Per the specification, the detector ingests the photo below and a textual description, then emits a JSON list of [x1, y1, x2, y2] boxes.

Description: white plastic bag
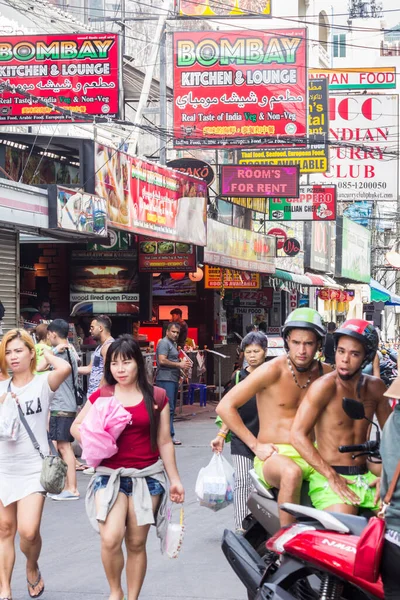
[[195, 454, 234, 512], [162, 504, 185, 559], [0, 392, 20, 441]]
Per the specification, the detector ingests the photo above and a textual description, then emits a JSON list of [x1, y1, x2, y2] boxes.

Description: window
[[333, 34, 346, 58]]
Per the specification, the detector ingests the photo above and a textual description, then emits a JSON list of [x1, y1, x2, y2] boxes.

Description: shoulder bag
[[66, 348, 85, 406], [11, 382, 68, 494], [353, 459, 400, 583]]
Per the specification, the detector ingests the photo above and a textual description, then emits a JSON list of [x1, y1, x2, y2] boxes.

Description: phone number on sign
[[337, 182, 387, 190]]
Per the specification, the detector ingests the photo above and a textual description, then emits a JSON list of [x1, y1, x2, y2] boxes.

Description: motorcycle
[[222, 398, 383, 600]]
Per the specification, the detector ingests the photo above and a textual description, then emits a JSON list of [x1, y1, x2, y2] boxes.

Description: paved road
[[10, 407, 246, 600]]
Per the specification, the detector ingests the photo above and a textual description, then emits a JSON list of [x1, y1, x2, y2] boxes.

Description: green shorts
[[309, 470, 380, 511], [254, 444, 315, 490]]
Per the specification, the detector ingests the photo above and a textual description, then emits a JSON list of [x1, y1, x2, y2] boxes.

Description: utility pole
[[159, 24, 167, 165]]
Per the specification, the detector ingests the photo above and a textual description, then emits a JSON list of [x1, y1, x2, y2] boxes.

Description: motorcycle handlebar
[[338, 440, 378, 453]]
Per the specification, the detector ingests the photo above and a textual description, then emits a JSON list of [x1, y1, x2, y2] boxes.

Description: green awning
[[370, 278, 400, 305]]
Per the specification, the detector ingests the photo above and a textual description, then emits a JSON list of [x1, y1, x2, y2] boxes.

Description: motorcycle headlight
[[266, 524, 316, 554]]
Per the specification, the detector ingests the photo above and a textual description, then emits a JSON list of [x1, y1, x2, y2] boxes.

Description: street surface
[[10, 405, 246, 600]]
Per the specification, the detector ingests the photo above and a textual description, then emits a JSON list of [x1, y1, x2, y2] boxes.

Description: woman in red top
[[71, 335, 184, 600]]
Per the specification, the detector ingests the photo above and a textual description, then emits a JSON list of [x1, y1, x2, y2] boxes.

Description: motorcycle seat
[[328, 512, 368, 536]]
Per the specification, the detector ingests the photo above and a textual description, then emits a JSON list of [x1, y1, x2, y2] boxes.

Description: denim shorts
[[93, 475, 165, 497]]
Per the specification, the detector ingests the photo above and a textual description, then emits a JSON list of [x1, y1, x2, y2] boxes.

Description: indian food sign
[[138, 237, 196, 272], [173, 29, 307, 148], [0, 33, 120, 124], [95, 144, 208, 245]]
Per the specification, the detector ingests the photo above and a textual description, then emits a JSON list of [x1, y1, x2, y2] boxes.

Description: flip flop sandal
[[27, 569, 45, 599]]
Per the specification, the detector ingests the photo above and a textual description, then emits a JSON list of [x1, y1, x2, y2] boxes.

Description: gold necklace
[[287, 358, 313, 390]]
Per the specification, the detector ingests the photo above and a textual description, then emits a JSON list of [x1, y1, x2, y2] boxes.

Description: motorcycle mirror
[[342, 397, 365, 420]]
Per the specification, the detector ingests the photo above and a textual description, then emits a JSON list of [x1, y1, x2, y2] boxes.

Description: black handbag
[[66, 348, 85, 406]]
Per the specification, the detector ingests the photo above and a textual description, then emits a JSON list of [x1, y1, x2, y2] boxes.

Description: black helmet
[[282, 308, 326, 351], [333, 319, 379, 368]]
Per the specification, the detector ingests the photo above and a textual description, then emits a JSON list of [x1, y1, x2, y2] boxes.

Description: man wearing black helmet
[[217, 308, 332, 526], [291, 319, 392, 514]]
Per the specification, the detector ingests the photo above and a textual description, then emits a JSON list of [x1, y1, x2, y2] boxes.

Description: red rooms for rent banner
[[173, 29, 307, 148]]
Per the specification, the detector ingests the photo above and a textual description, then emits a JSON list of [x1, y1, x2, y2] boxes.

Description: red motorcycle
[[222, 398, 383, 600]]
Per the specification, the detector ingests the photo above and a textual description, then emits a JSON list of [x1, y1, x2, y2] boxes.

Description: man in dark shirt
[[170, 308, 188, 348], [323, 321, 336, 365]]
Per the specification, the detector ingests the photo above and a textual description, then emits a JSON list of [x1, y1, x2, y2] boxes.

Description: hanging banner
[[238, 78, 329, 173], [322, 94, 399, 203], [173, 29, 307, 148], [177, 0, 272, 17], [204, 218, 275, 273], [309, 67, 396, 90], [138, 237, 196, 272], [269, 185, 336, 221], [48, 185, 108, 236], [0, 33, 120, 124], [204, 266, 261, 289], [220, 165, 299, 198], [95, 144, 208, 245]]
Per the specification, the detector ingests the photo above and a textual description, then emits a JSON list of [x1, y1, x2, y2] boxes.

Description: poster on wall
[[138, 237, 196, 272], [95, 144, 208, 244], [0, 33, 120, 124], [204, 266, 261, 289], [49, 185, 108, 236], [173, 29, 307, 148], [177, 0, 271, 17], [269, 185, 336, 221]]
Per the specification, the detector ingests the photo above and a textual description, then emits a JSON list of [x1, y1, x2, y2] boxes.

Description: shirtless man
[[291, 319, 392, 514], [217, 308, 332, 525]]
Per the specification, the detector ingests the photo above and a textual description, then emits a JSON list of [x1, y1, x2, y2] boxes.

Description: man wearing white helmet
[[217, 308, 332, 526]]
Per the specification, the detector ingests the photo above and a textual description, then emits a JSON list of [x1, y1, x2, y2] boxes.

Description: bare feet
[[27, 566, 44, 598]]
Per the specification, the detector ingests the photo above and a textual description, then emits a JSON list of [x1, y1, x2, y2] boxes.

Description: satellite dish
[[386, 241, 400, 269]]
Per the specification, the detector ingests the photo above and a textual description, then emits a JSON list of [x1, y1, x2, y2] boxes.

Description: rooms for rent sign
[[173, 29, 307, 148]]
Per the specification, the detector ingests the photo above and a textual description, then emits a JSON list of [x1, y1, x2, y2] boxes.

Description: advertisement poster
[[178, 0, 271, 17], [221, 165, 299, 198], [335, 216, 371, 283], [0, 33, 120, 124], [204, 218, 276, 273], [238, 78, 329, 174], [224, 288, 273, 308], [69, 249, 139, 313], [322, 94, 399, 203], [309, 67, 396, 90], [152, 275, 197, 296], [269, 185, 336, 221], [173, 29, 307, 148], [304, 221, 332, 273], [204, 266, 261, 289], [49, 186, 107, 236], [138, 237, 196, 272], [95, 144, 208, 244]]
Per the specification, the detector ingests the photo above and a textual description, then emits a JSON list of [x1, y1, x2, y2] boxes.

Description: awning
[[273, 270, 342, 288], [274, 269, 312, 286], [370, 278, 400, 305]]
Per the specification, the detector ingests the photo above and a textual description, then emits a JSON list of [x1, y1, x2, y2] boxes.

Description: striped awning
[[273, 270, 342, 288]]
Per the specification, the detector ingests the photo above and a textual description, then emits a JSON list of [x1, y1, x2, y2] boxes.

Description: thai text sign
[[269, 185, 336, 221], [335, 216, 371, 283], [95, 144, 208, 245], [138, 237, 196, 272], [0, 33, 120, 124], [309, 67, 396, 90], [221, 165, 299, 198], [204, 266, 261, 289], [204, 218, 275, 273], [238, 79, 329, 174], [323, 95, 398, 203], [178, 0, 271, 17], [173, 29, 307, 148]]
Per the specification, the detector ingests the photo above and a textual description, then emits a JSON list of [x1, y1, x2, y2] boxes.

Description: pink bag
[[80, 391, 131, 468]]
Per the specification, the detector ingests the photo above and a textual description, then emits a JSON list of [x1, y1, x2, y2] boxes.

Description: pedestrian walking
[[170, 308, 188, 348], [0, 328, 71, 600], [210, 331, 267, 532], [155, 323, 191, 446], [78, 315, 114, 395], [71, 335, 184, 600]]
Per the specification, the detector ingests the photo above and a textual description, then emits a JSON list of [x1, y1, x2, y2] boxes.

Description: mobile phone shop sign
[[173, 29, 307, 148], [0, 33, 120, 124], [220, 165, 299, 198]]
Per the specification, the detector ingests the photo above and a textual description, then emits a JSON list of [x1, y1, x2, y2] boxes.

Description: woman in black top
[[211, 332, 267, 532]]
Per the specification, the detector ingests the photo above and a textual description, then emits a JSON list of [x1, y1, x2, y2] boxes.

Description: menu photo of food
[[138, 236, 195, 273], [72, 265, 136, 293], [95, 144, 131, 229]]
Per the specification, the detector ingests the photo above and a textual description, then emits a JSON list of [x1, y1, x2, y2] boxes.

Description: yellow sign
[[178, 0, 271, 17], [238, 147, 328, 174], [204, 266, 261, 289]]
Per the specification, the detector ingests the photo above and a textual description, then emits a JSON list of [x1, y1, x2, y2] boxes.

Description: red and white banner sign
[[0, 33, 120, 123], [269, 185, 336, 221], [173, 29, 307, 148]]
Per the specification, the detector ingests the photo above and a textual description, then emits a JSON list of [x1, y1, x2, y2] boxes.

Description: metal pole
[[159, 24, 167, 165], [218, 356, 222, 403]]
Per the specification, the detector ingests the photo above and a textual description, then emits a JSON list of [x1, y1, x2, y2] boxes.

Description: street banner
[[204, 218, 275, 273], [138, 237, 196, 272], [173, 29, 307, 148], [177, 0, 271, 17], [309, 67, 396, 90], [220, 165, 299, 198], [204, 266, 261, 289], [322, 94, 399, 203], [269, 185, 336, 221], [0, 33, 120, 124], [95, 144, 208, 245], [238, 78, 329, 174], [48, 185, 108, 236]]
